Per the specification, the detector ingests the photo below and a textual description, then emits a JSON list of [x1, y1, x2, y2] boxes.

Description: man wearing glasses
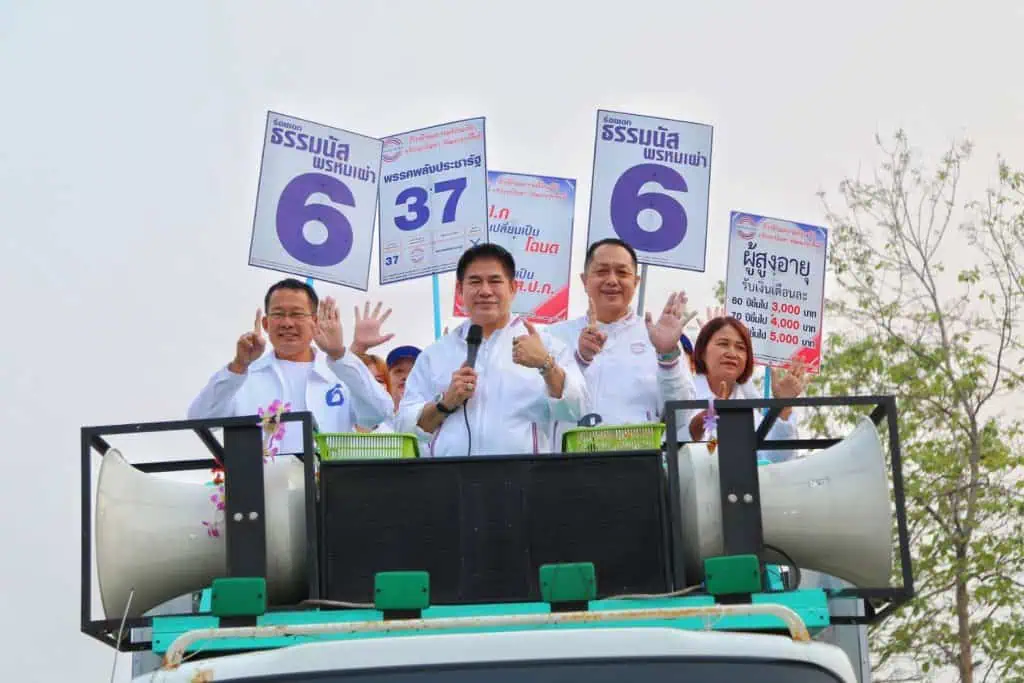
[[188, 278, 395, 455]]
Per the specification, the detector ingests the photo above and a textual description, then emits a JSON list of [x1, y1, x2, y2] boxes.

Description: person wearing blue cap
[[680, 333, 695, 372], [385, 345, 421, 410]]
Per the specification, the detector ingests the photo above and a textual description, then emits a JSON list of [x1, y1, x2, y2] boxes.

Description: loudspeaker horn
[[677, 415, 893, 588], [95, 449, 307, 619]]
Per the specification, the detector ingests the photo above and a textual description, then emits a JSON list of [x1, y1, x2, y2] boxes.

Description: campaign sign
[[377, 118, 488, 284], [249, 111, 382, 290], [724, 211, 828, 370], [587, 110, 713, 272], [453, 171, 576, 324]]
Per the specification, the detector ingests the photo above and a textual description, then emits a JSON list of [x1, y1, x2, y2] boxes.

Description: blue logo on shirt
[[326, 384, 345, 407]]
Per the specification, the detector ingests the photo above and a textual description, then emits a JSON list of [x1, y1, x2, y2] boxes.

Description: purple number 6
[[276, 173, 355, 267], [609, 163, 687, 252]]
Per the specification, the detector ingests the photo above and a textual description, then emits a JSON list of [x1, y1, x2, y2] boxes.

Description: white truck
[[141, 605, 858, 682]]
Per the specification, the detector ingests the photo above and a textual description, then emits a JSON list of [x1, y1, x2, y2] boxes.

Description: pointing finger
[[254, 308, 262, 334]]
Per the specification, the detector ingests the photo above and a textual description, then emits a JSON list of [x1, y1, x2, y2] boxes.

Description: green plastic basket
[[561, 422, 666, 453], [314, 432, 419, 461]]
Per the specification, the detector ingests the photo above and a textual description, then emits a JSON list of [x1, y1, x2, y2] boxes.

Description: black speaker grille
[[319, 452, 671, 606]]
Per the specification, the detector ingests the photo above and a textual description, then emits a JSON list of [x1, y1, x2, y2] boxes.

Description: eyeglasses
[[267, 311, 313, 321]]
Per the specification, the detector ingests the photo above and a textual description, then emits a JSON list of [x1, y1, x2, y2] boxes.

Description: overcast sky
[[1, 1, 1022, 680]]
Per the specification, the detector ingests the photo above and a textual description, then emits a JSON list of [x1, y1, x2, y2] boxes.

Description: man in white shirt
[[396, 244, 588, 457], [547, 238, 696, 451], [188, 279, 395, 456]]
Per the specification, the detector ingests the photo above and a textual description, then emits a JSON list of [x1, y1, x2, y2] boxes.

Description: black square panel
[[318, 452, 672, 605]]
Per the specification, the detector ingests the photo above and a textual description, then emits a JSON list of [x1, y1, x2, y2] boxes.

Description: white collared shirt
[[546, 312, 696, 452], [187, 348, 394, 456], [395, 318, 589, 457], [679, 373, 799, 463]]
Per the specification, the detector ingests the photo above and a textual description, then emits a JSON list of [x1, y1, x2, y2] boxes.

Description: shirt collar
[[251, 347, 334, 381]]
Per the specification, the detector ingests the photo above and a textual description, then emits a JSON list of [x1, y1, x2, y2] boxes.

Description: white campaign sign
[[377, 118, 488, 284], [587, 109, 713, 272], [249, 111, 382, 290], [724, 211, 828, 371]]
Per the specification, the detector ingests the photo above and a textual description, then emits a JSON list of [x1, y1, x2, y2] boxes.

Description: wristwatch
[[538, 354, 555, 376], [435, 393, 456, 415]]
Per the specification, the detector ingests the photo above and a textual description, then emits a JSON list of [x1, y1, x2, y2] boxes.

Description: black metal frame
[[80, 413, 318, 651], [663, 394, 914, 625]]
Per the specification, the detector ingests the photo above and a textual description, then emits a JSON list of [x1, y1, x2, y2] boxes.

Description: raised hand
[[443, 366, 478, 408], [771, 360, 809, 399], [351, 301, 395, 354], [230, 309, 267, 373], [313, 297, 345, 358], [578, 297, 607, 363], [512, 320, 550, 369], [694, 305, 728, 331], [645, 291, 693, 354]]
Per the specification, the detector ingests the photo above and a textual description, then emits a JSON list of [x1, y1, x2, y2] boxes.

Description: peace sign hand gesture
[[350, 301, 395, 354], [230, 309, 267, 373]]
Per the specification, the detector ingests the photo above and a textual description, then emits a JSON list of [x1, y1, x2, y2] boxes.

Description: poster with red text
[[453, 170, 576, 324], [724, 211, 828, 371]]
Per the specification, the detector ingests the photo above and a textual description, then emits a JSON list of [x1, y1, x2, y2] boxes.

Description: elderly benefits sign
[[724, 211, 828, 370], [586, 110, 713, 272], [454, 171, 576, 324], [377, 118, 488, 285], [249, 111, 382, 290]]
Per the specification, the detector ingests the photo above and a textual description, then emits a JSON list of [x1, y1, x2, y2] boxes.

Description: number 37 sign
[[249, 111, 382, 290], [587, 110, 713, 272]]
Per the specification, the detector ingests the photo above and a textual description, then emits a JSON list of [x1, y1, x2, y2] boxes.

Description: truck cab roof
[[143, 626, 857, 683]]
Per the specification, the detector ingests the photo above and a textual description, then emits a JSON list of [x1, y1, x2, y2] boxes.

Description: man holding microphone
[[396, 244, 588, 457]]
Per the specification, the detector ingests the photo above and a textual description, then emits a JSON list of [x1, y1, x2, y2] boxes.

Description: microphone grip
[[465, 345, 479, 370]]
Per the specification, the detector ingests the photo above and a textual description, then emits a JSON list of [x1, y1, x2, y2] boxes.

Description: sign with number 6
[[249, 111, 382, 290], [586, 109, 713, 272]]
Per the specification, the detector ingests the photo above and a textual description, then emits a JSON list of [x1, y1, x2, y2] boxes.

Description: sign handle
[[432, 273, 442, 340], [635, 263, 649, 316]]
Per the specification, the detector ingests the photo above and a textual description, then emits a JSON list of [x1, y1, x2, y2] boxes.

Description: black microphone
[[465, 324, 483, 369]]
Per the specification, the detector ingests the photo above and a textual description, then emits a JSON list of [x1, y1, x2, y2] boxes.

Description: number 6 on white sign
[[610, 163, 688, 253], [276, 172, 355, 267], [394, 177, 467, 230]]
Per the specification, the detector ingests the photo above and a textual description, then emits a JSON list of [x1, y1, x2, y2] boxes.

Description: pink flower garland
[[202, 401, 291, 537], [703, 397, 719, 454]]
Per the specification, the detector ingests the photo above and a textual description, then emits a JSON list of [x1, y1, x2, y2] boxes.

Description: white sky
[[1, 1, 1022, 680]]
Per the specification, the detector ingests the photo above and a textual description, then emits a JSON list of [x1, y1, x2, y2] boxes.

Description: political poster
[[249, 111, 382, 290], [377, 118, 488, 284], [453, 171, 576, 324], [724, 211, 829, 370], [586, 109, 713, 272]]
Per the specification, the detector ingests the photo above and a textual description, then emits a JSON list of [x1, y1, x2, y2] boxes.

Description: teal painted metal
[[151, 589, 830, 654]]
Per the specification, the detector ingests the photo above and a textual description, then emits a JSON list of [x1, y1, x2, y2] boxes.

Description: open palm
[[645, 291, 694, 354], [352, 301, 395, 353]]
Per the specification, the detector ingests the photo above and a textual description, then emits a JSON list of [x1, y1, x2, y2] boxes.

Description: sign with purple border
[[377, 118, 488, 285], [586, 109, 713, 272], [249, 111, 382, 290]]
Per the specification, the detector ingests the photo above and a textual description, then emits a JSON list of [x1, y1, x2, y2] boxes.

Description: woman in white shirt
[[684, 316, 808, 463]]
